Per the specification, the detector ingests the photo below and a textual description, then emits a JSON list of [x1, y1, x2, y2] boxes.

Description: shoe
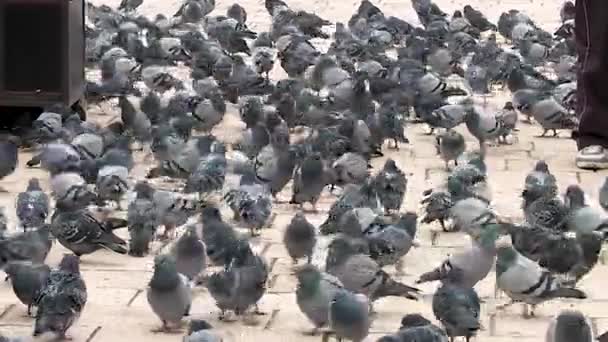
[[576, 145, 608, 169]]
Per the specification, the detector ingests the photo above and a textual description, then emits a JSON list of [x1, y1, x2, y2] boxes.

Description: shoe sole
[[576, 159, 608, 170]]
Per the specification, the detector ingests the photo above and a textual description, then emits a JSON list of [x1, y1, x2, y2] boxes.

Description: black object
[[0, 0, 85, 112]]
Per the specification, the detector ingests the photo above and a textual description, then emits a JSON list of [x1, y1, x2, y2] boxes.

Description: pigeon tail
[[546, 287, 587, 300], [375, 270, 420, 300], [100, 242, 129, 255], [416, 267, 442, 284]]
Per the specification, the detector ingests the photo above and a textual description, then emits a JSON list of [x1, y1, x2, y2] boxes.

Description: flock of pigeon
[[0, 0, 605, 341]]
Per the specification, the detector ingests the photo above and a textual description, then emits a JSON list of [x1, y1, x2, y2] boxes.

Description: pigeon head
[[176, 225, 204, 256], [453, 10, 462, 18], [59, 254, 81, 274], [150, 254, 180, 290], [294, 264, 322, 287], [463, 5, 473, 13], [27, 178, 43, 191], [188, 319, 213, 334], [400, 313, 431, 329], [495, 240, 517, 275], [565, 184, 586, 210], [503, 101, 514, 110], [477, 223, 501, 248], [397, 212, 418, 237], [134, 181, 155, 199], [383, 158, 398, 171], [201, 204, 222, 222]]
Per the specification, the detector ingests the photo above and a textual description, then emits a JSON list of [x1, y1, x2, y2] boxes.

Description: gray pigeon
[[96, 165, 129, 210], [417, 224, 499, 287], [290, 152, 327, 212], [383, 313, 448, 342], [51, 206, 128, 256], [331, 152, 370, 187], [546, 310, 594, 342], [372, 159, 407, 214], [191, 91, 226, 133], [4, 261, 50, 316], [326, 236, 420, 302], [16, 178, 50, 230], [0, 134, 19, 192], [153, 190, 201, 240], [203, 240, 269, 319], [27, 143, 81, 176], [118, 0, 143, 12], [363, 212, 418, 271], [147, 254, 193, 332], [328, 290, 370, 342], [599, 177, 608, 211], [33, 255, 87, 339], [254, 143, 297, 198], [496, 239, 587, 317], [71, 133, 104, 161], [435, 130, 466, 170], [0, 226, 53, 267], [295, 264, 344, 334], [564, 185, 608, 234], [50, 172, 97, 211], [320, 181, 383, 235], [432, 280, 480, 342], [531, 97, 578, 137], [200, 205, 240, 268], [170, 225, 206, 282], [127, 181, 158, 257], [224, 179, 273, 236], [184, 319, 222, 342], [184, 143, 227, 195], [464, 105, 505, 151], [283, 212, 316, 264], [496, 101, 518, 143]]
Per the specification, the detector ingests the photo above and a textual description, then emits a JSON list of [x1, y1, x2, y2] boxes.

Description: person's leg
[[575, 0, 608, 168]]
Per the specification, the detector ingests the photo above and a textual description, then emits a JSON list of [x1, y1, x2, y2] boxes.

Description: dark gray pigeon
[[127, 181, 158, 257], [372, 159, 407, 214], [363, 212, 418, 272], [184, 142, 227, 196], [326, 236, 420, 302], [200, 205, 240, 268], [328, 290, 370, 342], [0, 134, 19, 192], [283, 212, 316, 264], [546, 310, 594, 342], [96, 165, 129, 210], [254, 143, 297, 198], [432, 279, 480, 342], [184, 319, 222, 342], [4, 261, 50, 316], [224, 178, 273, 236], [290, 152, 327, 212], [51, 206, 128, 256], [170, 225, 206, 282], [202, 240, 268, 319], [33, 255, 87, 339], [435, 130, 465, 170], [50, 172, 97, 212], [16, 178, 50, 230], [147, 254, 193, 332], [331, 152, 370, 187], [0, 226, 53, 268], [118, 0, 143, 12], [295, 264, 344, 334]]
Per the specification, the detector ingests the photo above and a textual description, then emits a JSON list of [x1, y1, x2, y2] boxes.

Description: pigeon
[[372, 159, 407, 214], [153, 190, 201, 240], [184, 142, 227, 195], [560, 1, 576, 23], [0, 134, 19, 192], [546, 310, 594, 342], [496, 101, 518, 144], [495, 238, 587, 317], [27, 143, 81, 176], [325, 236, 420, 302], [328, 290, 370, 342], [16, 178, 50, 230], [184, 319, 222, 342], [254, 143, 298, 198], [432, 279, 481, 342], [127, 181, 158, 257], [363, 212, 418, 272], [51, 206, 128, 256], [283, 212, 317, 264], [387, 313, 448, 342], [435, 130, 466, 169], [0, 226, 53, 267], [202, 240, 269, 319], [33, 255, 87, 339], [50, 172, 97, 211], [564, 185, 608, 234], [170, 225, 206, 282], [417, 223, 499, 287], [190, 91, 227, 133], [295, 264, 344, 334], [147, 254, 193, 332], [118, 0, 143, 12], [290, 152, 327, 212], [330, 152, 370, 187], [223, 178, 273, 236], [200, 205, 241, 268], [522, 160, 558, 207], [4, 261, 51, 316], [96, 165, 129, 210], [531, 97, 578, 137]]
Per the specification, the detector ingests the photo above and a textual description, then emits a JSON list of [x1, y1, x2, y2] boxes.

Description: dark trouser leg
[[575, 0, 608, 149]]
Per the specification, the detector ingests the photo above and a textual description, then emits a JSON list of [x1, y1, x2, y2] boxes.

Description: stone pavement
[[2, 0, 607, 341]]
